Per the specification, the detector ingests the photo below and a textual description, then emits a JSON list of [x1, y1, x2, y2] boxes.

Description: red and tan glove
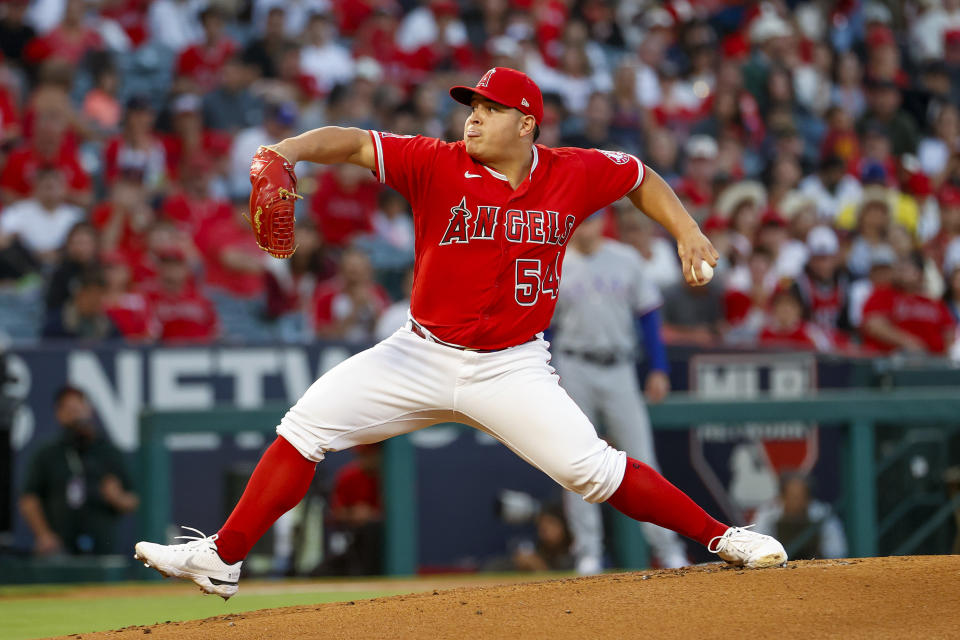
[[247, 146, 302, 259]]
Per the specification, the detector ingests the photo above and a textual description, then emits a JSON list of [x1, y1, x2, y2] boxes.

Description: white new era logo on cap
[[521, 98, 530, 107]]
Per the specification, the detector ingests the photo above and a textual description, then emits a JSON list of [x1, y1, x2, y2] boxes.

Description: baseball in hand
[[693, 260, 714, 283]]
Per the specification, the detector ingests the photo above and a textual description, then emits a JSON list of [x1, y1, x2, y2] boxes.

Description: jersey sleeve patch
[[598, 149, 631, 165], [597, 149, 645, 193]]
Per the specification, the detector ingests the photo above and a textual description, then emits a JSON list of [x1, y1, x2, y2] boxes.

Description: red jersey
[[0, 143, 91, 198], [176, 39, 238, 91], [194, 215, 265, 298], [368, 132, 645, 349], [105, 292, 155, 340], [161, 190, 233, 237], [161, 131, 231, 180], [309, 171, 380, 247], [24, 27, 103, 65], [143, 284, 219, 343], [90, 202, 153, 281], [861, 286, 956, 354]]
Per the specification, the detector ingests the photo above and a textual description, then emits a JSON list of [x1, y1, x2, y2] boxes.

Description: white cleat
[[708, 525, 788, 569], [134, 527, 242, 600]]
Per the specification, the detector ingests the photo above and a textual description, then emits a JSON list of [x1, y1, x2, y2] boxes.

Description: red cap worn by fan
[[450, 67, 544, 125]]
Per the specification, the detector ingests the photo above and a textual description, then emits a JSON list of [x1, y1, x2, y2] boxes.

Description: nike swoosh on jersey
[[464, 171, 482, 179]]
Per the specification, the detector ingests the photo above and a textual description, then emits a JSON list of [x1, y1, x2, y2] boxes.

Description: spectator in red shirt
[[142, 247, 219, 343], [23, 0, 103, 66], [90, 169, 156, 274], [161, 93, 231, 184], [394, 0, 472, 82], [0, 104, 91, 206], [351, 5, 402, 70], [819, 106, 861, 172], [310, 163, 380, 247], [759, 281, 832, 352], [193, 200, 268, 299], [861, 252, 956, 354], [323, 443, 382, 576], [160, 155, 233, 239], [313, 248, 390, 341], [123, 219, 196, 285], [102, 250, 156, 341], [102, 95, 168, 197], [175, 6, 238, 93], [865, 26, 906, 86]]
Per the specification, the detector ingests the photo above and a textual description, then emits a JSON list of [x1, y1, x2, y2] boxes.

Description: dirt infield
[[51, 556, 960, 640]]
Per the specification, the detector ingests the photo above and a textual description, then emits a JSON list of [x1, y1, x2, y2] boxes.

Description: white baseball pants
[[277, 324, 627, 504]]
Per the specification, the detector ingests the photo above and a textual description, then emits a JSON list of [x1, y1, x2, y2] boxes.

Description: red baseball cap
[[450, 67, 544, 125]]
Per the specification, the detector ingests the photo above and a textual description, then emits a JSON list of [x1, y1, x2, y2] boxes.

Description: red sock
[[607, 457, 728, 547], [216, 436, 316, 564]]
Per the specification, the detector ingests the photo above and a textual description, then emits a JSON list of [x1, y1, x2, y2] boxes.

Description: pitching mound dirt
[[52, 556, 960, 639]]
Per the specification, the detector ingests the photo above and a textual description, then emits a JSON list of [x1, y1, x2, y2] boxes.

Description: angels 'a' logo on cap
[[521, 98, 530, 107], [477, 68, 496, 88]]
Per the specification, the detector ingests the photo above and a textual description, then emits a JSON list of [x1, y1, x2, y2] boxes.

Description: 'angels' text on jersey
[[368, 130, 645, 349], [438, 198, 576, 247]]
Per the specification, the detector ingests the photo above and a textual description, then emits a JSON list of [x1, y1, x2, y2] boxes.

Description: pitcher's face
[[463, 97, 533, 162]]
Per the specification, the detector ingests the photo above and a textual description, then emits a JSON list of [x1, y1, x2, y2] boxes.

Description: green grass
[[0, 586, 404, 640]]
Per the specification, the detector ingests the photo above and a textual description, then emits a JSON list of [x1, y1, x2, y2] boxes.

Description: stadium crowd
[[0, 0, 959, 358]]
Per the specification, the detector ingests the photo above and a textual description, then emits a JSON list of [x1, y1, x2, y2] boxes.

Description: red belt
[[409, 321, 535, 352]]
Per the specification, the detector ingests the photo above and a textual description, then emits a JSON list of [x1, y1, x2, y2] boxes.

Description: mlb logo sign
[[688, 353, 819, 523]]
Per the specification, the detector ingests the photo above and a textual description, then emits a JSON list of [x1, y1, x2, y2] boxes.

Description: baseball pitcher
[[134, 68, 786, 599]]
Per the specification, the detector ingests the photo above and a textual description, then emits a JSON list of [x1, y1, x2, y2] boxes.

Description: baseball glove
[[247, 145, 302, 259]]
